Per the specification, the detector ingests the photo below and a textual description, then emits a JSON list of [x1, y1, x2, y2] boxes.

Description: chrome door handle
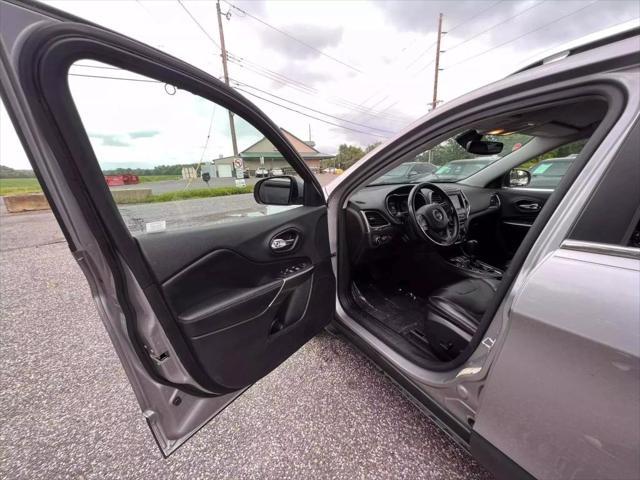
[[271, 238, 296, 250], [519, 202, 540, 211]]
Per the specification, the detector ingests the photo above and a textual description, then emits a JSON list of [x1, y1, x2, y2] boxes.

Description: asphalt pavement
[[0, 204, 493, 479]]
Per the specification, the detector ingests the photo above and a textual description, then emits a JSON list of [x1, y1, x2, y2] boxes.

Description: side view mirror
[[253, 175, 303, 206], [507, 168, 531, 187]]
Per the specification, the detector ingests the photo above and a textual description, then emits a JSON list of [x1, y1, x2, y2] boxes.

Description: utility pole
[[427, 13, 444, 164], [431, 13, 444, 111], [216, 0, 239, 158]]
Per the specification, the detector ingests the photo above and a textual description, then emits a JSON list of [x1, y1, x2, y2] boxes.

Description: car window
[[368, 133, 531, 185], [514, 140, 586, 190], [568, 122, 640, 250], [67, 61, 307, 234]]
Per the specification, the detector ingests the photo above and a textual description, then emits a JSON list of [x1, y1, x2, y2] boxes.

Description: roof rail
[[511, 19, 640, 75]]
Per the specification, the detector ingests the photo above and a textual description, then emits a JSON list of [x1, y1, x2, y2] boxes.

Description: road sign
[[233, 158, 243, 169]]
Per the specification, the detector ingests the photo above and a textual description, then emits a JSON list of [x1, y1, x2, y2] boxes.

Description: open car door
[[0, 0, 335, 455]]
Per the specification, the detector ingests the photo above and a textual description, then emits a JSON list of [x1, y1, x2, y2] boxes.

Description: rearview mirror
[[507, 168, 531, 187], [254, 176, 303, 205], [466, 140, 504, 155]]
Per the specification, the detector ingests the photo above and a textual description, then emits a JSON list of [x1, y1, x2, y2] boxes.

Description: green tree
[[334, 144, 365, 170], [365, 142, 381, 153]]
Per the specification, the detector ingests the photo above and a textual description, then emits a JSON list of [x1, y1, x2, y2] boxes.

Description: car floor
[[348, 248, 468, 363], [351, 274, 442, 362]]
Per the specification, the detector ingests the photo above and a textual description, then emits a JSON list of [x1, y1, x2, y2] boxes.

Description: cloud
[[375, 0, 491, 34], [89, 133, 130, 147], [376, 0, 639, 50], [259, 24, 343, 60], [278, 61, 333, 86], [129, 129, 160, 139]]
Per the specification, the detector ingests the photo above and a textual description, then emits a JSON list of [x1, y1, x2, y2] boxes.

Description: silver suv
[[1, 2, 638, 479]]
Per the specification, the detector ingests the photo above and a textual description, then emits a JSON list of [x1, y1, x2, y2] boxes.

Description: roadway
[[0, 196, 493, 479]]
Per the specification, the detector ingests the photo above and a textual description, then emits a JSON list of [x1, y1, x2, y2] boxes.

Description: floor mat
[[352, 281, 428, 335]]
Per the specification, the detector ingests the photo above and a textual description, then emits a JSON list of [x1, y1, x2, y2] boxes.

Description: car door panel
[[138, 206, 335, 390], [0, 0, 334, 455], [498, 188, 552, 255], [474, 246, 640, 480]]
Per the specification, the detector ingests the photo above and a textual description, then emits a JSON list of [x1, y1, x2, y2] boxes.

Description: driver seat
[[423, 278, 499, 360]]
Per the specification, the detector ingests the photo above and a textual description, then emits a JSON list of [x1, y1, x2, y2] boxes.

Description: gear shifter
[[449, 239, 503, 277], [463, 239, 479, 262]]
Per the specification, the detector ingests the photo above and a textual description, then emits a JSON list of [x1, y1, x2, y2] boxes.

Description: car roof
[[512, 20, 639, 75]]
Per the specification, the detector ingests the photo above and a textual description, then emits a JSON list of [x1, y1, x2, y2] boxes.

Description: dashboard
[[346, 182, 502, 260], [386, 189, 468, 219]]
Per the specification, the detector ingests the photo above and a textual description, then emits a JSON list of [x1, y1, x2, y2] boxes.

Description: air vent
[[363, 211, 389, 228], [489, 193, 501, 208]]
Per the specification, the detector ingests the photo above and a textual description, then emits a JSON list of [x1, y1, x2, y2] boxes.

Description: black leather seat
[[424, 278, 499, 359]]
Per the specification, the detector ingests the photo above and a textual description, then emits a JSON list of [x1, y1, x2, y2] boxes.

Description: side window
[[67, 62, 315, 234], [569, 121, 639, 249], [510, 140, 587, 190]]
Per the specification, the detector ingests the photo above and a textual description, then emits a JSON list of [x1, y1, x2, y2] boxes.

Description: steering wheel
[[407, 182, 459, 247]]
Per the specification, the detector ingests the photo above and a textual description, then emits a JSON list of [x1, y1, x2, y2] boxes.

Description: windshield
[[368, 133, 532, 185]]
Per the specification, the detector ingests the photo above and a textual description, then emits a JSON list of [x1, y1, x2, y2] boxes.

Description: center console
[[446, 240, 504, 278], [448, 255, 503, 278]]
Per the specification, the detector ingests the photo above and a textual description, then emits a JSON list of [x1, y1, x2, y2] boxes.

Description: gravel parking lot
[[0, 204, 493, 479]]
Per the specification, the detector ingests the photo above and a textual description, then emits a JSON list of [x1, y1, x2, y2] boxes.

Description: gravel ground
[[0, 208, 493, 479]]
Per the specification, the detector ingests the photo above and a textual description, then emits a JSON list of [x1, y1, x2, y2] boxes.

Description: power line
[[231, 79, 394, 134], [444, 0, 600, 70], [446, 0, 505, 34], [72, 55, 409, 125], [353, 0, 503, 109], [69, 72, 162, 83], [176, 0, 221, 50], [166, 0, 407, 123], [445, 0, 547, 53], [74, 63, 122, 71], [235, 87, 388, 139], [67, 71, 388, 138], [223, 1, 363, 74], [514, 16, 640, 70], [227, 53, 410, 122]]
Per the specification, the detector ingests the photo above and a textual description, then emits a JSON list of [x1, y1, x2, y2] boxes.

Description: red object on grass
[[104, 174, 139, 186]]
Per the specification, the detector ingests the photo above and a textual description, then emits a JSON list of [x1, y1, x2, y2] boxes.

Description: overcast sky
[[1, 0, 639, 169]]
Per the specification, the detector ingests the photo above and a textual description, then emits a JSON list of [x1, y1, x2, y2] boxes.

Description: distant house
[[215, 128, 333, 176]]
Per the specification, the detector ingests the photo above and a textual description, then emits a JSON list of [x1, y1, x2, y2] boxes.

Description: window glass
[[369, 133, 532, 185], [514, 140, 587, 189], [67, 61, 307, 234]]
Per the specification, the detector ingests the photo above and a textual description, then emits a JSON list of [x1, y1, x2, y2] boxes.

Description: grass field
[[1, 177, 252, 204], [138, 175, 181, 183], [116, 185, 254, 204], [0, 178, 42, 196], [0, 175, 181, 196]]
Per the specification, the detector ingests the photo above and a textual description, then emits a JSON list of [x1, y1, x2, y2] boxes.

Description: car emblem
[[433, 210, 443, 221]]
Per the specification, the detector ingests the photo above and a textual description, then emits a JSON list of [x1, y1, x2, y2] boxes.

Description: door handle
[[518, 202, 541, 211], [270, 229, 300, 253], [271, 237, 296, 250]]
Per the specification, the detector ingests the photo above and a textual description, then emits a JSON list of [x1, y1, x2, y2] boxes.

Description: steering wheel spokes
[[408, 183, 460, 247]]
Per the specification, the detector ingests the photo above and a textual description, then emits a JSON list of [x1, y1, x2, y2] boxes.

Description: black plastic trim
[[569, 120, 640, 245]]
